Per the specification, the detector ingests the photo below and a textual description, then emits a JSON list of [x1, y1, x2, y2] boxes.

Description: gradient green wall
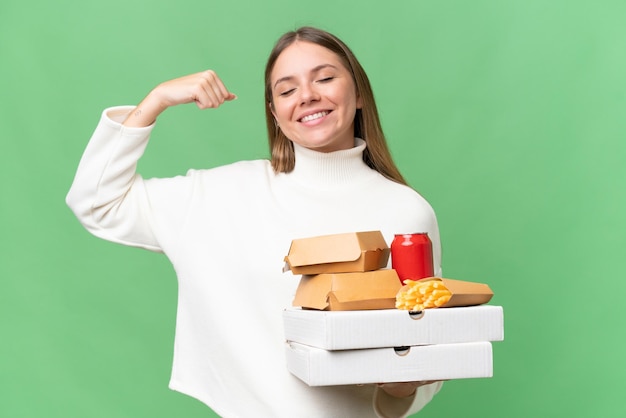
[[2, 0, 625, 416]]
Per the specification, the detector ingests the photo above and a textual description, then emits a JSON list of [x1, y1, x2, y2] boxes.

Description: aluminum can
[[391, 233, 434, 284]]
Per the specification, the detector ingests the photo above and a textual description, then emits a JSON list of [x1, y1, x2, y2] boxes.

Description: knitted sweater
[[66, 106, 444, 418]]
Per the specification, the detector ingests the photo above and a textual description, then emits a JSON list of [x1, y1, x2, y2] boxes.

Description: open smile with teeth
[[299, 111, 329, 123]]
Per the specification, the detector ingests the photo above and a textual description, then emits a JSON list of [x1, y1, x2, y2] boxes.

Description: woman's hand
[[123, 70, 237, 127], [377, 381, 440, 398]]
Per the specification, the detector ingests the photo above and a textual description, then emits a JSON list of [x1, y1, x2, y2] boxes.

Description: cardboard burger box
[[285, 230, 399, 311], [292, 269, 402, 311], [283, 231, 390, 275]]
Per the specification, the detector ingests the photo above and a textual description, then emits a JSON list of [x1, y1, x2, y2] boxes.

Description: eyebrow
[[273, 64, 339, 90]]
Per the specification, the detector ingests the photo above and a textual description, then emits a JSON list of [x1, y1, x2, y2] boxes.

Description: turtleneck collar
[[289, 138, 377, 188]]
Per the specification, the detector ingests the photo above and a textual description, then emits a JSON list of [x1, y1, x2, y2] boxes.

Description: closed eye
[[279, 88, 296, 97], [318, 76, 334, 83]]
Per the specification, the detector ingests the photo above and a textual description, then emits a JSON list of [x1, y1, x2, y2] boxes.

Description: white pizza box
[[286, 341, 493, 386], [283, 305, 503, 350]]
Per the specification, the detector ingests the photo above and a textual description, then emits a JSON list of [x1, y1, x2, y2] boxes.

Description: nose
[[299, 82, 320, 105]]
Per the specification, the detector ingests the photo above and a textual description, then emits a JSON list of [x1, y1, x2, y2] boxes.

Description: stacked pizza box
[[282, 231, 504, 386]]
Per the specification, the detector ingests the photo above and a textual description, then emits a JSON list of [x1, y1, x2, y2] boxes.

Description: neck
[[289, 138, 374, 187]]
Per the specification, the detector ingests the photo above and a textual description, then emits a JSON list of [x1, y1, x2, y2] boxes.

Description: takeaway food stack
[[282, 230, 504, 386]]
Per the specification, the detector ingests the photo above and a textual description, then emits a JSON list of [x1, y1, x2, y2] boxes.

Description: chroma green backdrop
[[1, 0, 625, 417]]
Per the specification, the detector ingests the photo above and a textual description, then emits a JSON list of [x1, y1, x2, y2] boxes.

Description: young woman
[[67, 26, 443, 417]]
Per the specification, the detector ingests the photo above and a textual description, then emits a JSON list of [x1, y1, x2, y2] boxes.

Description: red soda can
[[391, 233, 434, 284]]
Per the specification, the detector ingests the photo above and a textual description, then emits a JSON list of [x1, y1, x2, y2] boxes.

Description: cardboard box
[[283, 305, 504, 350], [437, 278, 494, 307], [285, 341, 493, 386], [283, 231, 390, 275], [398, 278, 494, 308], [292, 269, 401, 311]]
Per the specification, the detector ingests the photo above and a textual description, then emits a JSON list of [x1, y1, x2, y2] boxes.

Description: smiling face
[[269, 41, 362, 153]]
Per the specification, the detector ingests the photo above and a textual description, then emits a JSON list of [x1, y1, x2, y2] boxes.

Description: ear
[[269, 101, 277, 118], [268, 101, 280, 127], [356, 93, 363, 110]]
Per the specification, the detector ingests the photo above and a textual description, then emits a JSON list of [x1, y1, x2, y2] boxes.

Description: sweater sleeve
[[66, 106, 183, 252], [373, 381, 443, 418]]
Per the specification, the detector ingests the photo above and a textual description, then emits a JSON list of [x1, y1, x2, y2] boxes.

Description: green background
[[1, 0, 624, 416]]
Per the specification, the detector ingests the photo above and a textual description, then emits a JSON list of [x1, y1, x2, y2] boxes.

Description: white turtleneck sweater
[[66, 106, 444, 418]]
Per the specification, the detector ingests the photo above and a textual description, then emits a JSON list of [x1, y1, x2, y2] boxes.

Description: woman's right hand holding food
[[123, 70, 237, 127]]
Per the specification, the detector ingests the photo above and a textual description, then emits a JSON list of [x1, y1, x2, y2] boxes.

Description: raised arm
[[66, 70, 236, 251], [123, 70, 237, 127]]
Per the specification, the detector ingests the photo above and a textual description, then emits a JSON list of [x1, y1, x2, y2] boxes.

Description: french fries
[[396, 279, 452, 311]]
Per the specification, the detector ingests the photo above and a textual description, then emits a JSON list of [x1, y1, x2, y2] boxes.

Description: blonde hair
[[264, 27, 407, 186]]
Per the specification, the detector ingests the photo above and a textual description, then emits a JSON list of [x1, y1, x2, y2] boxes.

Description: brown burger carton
[[283, 231, 390, 275], [292, 269, 401, 311]]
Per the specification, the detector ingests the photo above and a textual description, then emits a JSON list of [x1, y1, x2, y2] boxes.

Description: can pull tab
[[408, 310, 425, 320]]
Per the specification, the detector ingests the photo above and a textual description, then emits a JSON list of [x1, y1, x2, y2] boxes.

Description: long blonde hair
[[264, 27, 407, 186]]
